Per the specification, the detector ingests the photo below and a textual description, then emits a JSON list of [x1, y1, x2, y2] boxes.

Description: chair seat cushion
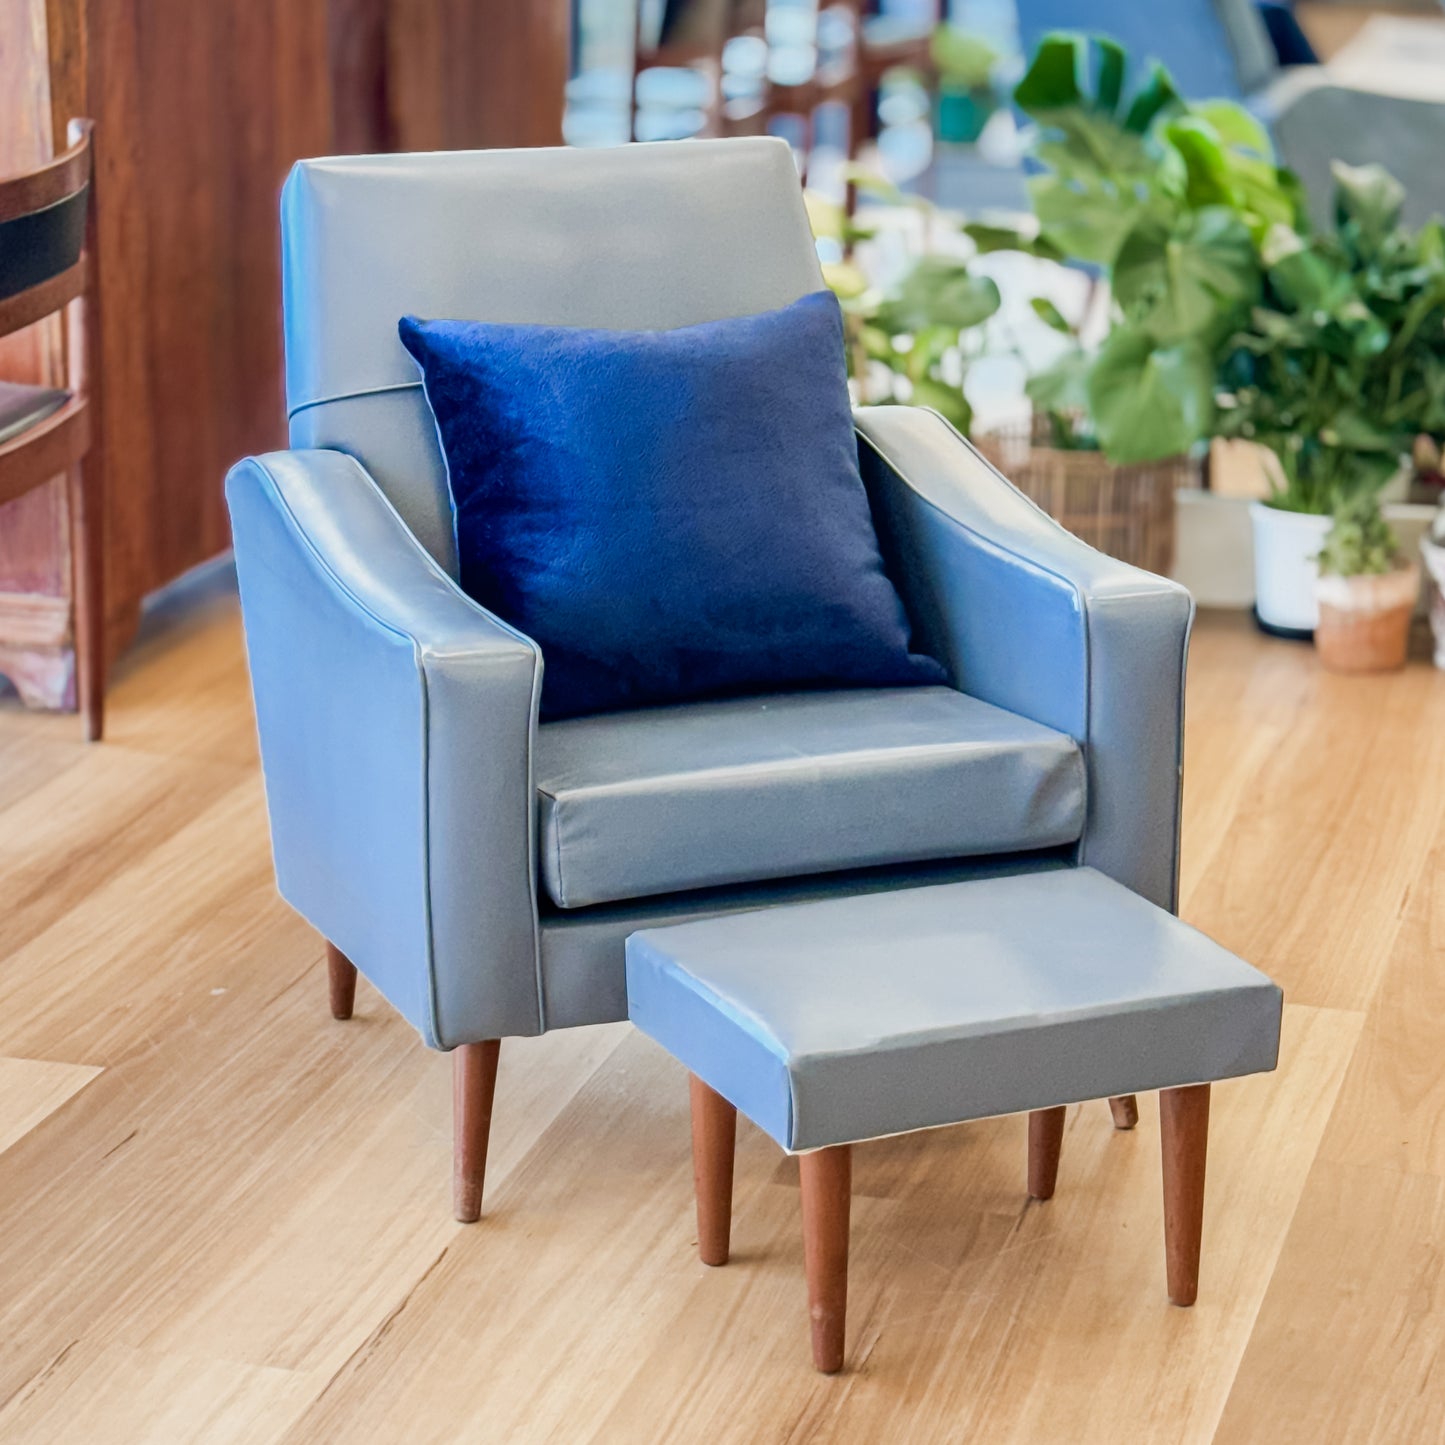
[[0, 382, 69, 446], [534, 686, 1086, 909], [398, 292, 945, 721]]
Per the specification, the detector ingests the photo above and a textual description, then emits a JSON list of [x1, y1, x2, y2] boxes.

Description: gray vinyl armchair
[[227, 138, 1193, 1219]]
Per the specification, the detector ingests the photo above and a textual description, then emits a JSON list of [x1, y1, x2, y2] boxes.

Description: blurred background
[[4, 0, 1445, 707]]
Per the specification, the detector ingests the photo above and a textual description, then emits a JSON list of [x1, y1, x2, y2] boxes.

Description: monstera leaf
[[1027, 172, 1144, 267], [1026, 348, 1091, 416], [1113, 207, 1258, 344], [1087, 328, 1215, 463], [1159, 114, 1302, 238], [910, 376, 973, 433], [963, 221, 1066, 263], [1014, 33, 1181, 136], [876, 258, 1001, 334]]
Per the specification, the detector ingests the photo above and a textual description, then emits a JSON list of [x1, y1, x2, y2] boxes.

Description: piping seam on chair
[[286, 379, 423, 423], [536, 786, 570, 912]]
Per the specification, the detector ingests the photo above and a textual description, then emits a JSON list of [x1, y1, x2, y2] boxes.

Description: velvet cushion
[[399, 292, 945, 720]]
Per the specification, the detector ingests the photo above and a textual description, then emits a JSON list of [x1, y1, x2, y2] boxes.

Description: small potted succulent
[[1314, 494, 1419, 673]]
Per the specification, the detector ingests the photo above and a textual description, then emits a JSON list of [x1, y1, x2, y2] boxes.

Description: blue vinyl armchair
[[227, 138, 1193, 1219]]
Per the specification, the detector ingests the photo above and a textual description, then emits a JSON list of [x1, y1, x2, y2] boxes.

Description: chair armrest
[[1253, 69, 1445, 229], [855, 407, 1194, 912], [226, 448, 543, 1047]]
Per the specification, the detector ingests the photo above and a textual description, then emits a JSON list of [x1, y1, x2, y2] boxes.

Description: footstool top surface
[[625, 868, 1281, 1151]]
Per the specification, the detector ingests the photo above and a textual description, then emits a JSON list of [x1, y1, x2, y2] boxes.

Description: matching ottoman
[[626, 867, 1282, 1373]]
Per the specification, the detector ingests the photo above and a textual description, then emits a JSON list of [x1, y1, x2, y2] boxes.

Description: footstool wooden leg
[[1108, 1094, 1139, 1130], [1160, 1083, 1210, 1306], [689, 1076, 737, 1266], [799, 1145, 851, 1374], [326, 942, 357, 1021], [1027, 1106, 1066, 1200]]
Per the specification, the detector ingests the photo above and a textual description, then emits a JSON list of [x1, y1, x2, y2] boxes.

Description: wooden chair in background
[[0, 119, 102, 740]]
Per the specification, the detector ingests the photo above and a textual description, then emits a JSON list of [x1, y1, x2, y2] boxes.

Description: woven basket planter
[[976, 416, 1197, 577]]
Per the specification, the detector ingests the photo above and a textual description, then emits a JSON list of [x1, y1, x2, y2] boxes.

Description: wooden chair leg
[[66, 459, 104, 742], [799, 1145, 851, 1374], [326, 943, 358, 1020], [1109, 1095, 1139, 1130], [453, 1040, 501, 1223], [1027, 1106, 1067, 1200], [689, 1076, 737, 1266], [1160, 1083, 1210, 1306]]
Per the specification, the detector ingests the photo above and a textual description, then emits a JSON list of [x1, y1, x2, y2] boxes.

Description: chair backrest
[[0, 121, 91, 342], [282, 137, 824, 571], [1013, 0, 1278, 103]]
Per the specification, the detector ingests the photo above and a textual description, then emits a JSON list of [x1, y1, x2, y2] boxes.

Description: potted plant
[[1215, 162, 1445, 632], [1314, 494, 1419, 672], [965, 33, 1300, 464], [808, 184, 1001, 434], [931, 27, 1001, 146], [956, 35, 1295, 570]]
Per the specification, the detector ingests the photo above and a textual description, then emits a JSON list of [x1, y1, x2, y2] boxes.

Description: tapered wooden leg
[[66, 459, 105, 742], [799, 1145, 851, 1374], [453, 1040, 501, 1223], [1109, 1094, 1140, 1130], [1160, 1083, 1210, 1306], [689, 1076, 737, 1266], [1027, 1106, 1067, 1200], [326, 943, 357, 1021]]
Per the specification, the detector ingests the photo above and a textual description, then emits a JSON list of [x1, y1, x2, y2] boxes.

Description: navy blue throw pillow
[[399, 292, 945, 720]]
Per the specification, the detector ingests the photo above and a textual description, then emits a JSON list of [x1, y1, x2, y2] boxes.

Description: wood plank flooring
[[0, 568, 1441, 1443]]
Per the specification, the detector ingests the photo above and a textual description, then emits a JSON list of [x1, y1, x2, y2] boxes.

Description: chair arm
[[854, 407, 1194, 912], [1253, 69, 1445, 230], [226, 448, 543, 1047]]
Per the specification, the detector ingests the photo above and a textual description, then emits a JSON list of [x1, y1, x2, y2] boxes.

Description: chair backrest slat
[[0, 257, 85, 342], [0, 125, 92, 311], [0, 125, 91, 224]]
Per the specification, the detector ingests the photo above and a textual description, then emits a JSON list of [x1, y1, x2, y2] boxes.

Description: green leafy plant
[[1215, 162, 1445, 513], [968, 33, 1303, 463], [809, 184, 1001, 433], [1317, 493, 1402, 577]]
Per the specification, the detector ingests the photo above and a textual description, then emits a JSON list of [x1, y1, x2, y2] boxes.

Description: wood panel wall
[[0, 0, 569, 710]]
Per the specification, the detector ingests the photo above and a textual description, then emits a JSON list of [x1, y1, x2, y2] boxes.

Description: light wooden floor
[[0, 571, 1442, 1444]]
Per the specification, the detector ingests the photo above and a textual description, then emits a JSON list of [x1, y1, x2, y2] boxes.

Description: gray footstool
[[626, 868, 1282, 1373]]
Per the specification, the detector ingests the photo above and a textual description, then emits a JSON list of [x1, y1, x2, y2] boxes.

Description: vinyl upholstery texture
[[535, 687, 1085, 908], [627, 868, 1283, 1151], [228, 138, 1195, 1050]]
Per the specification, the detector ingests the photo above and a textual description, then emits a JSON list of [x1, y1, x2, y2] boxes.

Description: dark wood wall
[[0, 0, 569, 709]]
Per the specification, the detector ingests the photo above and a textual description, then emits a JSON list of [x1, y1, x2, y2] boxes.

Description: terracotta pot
[[1314, 563, 1419, 673]]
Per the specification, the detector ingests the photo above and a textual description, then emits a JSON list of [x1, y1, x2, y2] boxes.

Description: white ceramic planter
[[1421, 536, 1445, 668], [1250, 502, 1332, 632]]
